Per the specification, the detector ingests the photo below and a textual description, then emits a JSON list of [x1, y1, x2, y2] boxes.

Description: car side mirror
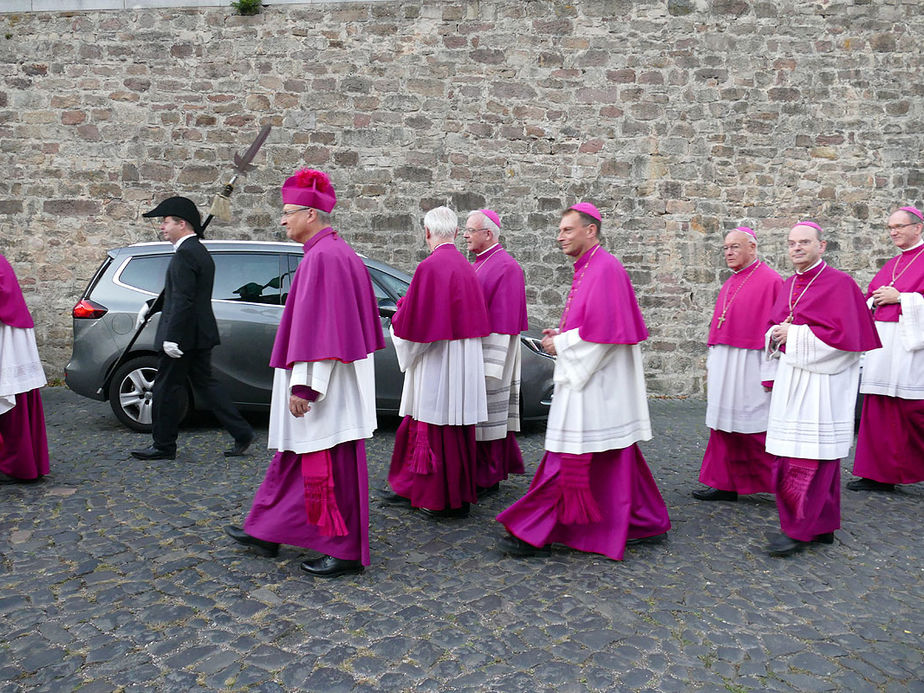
[[378, 299, 397, 319]]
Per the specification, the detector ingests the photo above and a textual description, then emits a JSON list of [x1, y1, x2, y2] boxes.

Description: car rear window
[[117, 255, 171, 293]]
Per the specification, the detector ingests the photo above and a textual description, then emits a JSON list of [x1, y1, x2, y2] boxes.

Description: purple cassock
[[853, 244, 924, 485], [698, 261, 782, 495], [0, 254, 49, 481], [388, 243, 491, 510], [497, 244, 671, 560], [243, 229, 384, 565], [767, 262, 881, 541], [472, 244, 529, 489]]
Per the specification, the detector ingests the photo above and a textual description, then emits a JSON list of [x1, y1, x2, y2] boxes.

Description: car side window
[[117, 255, 171, 293], [212, 252, 283, 305], [367, 266, 409, 300]]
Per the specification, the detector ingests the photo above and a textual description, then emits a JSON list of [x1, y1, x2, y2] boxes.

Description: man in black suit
[[131, 196, 254, 461]]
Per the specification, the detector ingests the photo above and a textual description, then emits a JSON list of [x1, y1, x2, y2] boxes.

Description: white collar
[[901, 239, 924, 252], [795, 258, 823, 275], [733, 258, 759, 274], [432, 241, 454, 251], [477, 243, 500, 257], [173, 233, 195, 250]]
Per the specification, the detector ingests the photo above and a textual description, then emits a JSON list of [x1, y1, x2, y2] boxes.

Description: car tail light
[[72, 299, 108, 319]]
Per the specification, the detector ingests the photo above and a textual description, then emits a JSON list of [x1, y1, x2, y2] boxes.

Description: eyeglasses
[[464, 227, 491, 234], [282, 207, 312, 218], [887, 222, 922, 231]]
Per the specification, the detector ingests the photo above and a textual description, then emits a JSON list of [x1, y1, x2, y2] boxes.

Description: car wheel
[[108, 356, 188, 433]]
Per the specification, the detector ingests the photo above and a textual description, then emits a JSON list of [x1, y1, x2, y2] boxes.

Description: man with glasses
[[383, 206, 490, 519], [692, 226, 782, 502], [762, 221, 880, 556], [849, 205, 924, 493], [462, 209, 528, 496], [496, 203, 670, 560], [131, 196, 254, 461], [226, 168, 384, 577]]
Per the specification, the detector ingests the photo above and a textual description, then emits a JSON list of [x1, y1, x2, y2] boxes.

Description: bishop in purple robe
[[0, 253, 49, 483], [384, 206, 491, 519], [463, 209, 528, 495], [763, 221, 881, 557], [225, 169, 384, 578], [693, 226, 782, 501], [850, 205, 924, 492], [496, 203, 670, 561]]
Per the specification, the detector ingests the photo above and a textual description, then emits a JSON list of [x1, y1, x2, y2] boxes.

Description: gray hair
[[315, 209, 331, 226], [466, 210, 500, 241], [424, 206, 458, 240]]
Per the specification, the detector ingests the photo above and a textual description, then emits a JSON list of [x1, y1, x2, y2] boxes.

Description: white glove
[[162, 341, 184, 359], [135, 302, 150, 329]]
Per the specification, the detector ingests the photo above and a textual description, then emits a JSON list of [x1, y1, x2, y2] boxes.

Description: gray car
[[65, 240, 554, 432]]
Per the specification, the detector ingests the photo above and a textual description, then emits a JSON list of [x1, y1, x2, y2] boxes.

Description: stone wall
[[1, 0, 921, 395]]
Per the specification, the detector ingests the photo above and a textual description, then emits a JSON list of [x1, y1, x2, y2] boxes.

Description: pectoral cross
[[717, 315, 726, 328]]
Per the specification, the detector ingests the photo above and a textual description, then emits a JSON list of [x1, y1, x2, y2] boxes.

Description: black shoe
[[300, 555, 364, 578], [224, 525, 279, 557], [767, 532, 808, 557], [375, 486, 410, 505], [626, 532, 668, 546], [419, 503, 470, 520], [499, 534, 551, 557], [224, 433, 254, 457], [813, 532, 835, 544], [477, 483, 500, 498], [846, 477, 895, 492], [0, 473, 43, 484], [692, 487, 738, 501], [131, 446, 176, 460]]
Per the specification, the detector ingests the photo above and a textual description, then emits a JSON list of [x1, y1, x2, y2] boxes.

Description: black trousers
[[151, 348, 253, 453]]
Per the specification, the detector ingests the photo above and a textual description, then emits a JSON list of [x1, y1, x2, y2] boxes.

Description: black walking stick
[[98, 125, 272, 395]]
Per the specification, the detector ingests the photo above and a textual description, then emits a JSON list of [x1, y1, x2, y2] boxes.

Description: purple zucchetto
[[569, 202, 602, 222], [480, 209, 501, 229], [734, 226, 756, 239]]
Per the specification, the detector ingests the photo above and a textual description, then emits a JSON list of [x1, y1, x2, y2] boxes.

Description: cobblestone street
[[1, 387, 922, 692]]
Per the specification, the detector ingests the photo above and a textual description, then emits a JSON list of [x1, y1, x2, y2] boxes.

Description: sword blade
[[232, 124, 272, 173]]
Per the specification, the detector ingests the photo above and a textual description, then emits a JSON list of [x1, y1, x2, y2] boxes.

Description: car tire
[[108, 355, 188, 433]]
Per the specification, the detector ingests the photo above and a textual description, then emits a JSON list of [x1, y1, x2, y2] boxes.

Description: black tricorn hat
[[142, 196, 202, 235]]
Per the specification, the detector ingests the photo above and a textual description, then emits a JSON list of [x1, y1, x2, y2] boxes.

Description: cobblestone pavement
[[1, 387, 922, 692]]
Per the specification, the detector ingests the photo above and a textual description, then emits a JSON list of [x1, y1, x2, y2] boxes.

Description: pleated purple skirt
[[853, 393, 924, 485], [774, 456, 840, 542], [475, 432, 525, 489], [496, 444, 671, 561], [0, 389, 49, 480], [698, 429, 775, 494], [244, 440, 370, 565], [388, 416, 477, 510]]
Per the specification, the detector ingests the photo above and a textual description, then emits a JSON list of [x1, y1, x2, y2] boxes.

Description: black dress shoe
[[692, 487, 738, 501], [419, 503, 470, 520], [224, 434, 254, 457], [300, 554, 364, 578], [766, 532, 808, 557], [626, 532, 668, 546], [846, 477, 895, 492], [499, 534, 551, 557], [0, 473, 43, 484], [224, 525, 279, 557], [813, 532, 835, 544], [375, 486, 410, 505], [131, 446, 176, 460], [477, 483, 500, 498]]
